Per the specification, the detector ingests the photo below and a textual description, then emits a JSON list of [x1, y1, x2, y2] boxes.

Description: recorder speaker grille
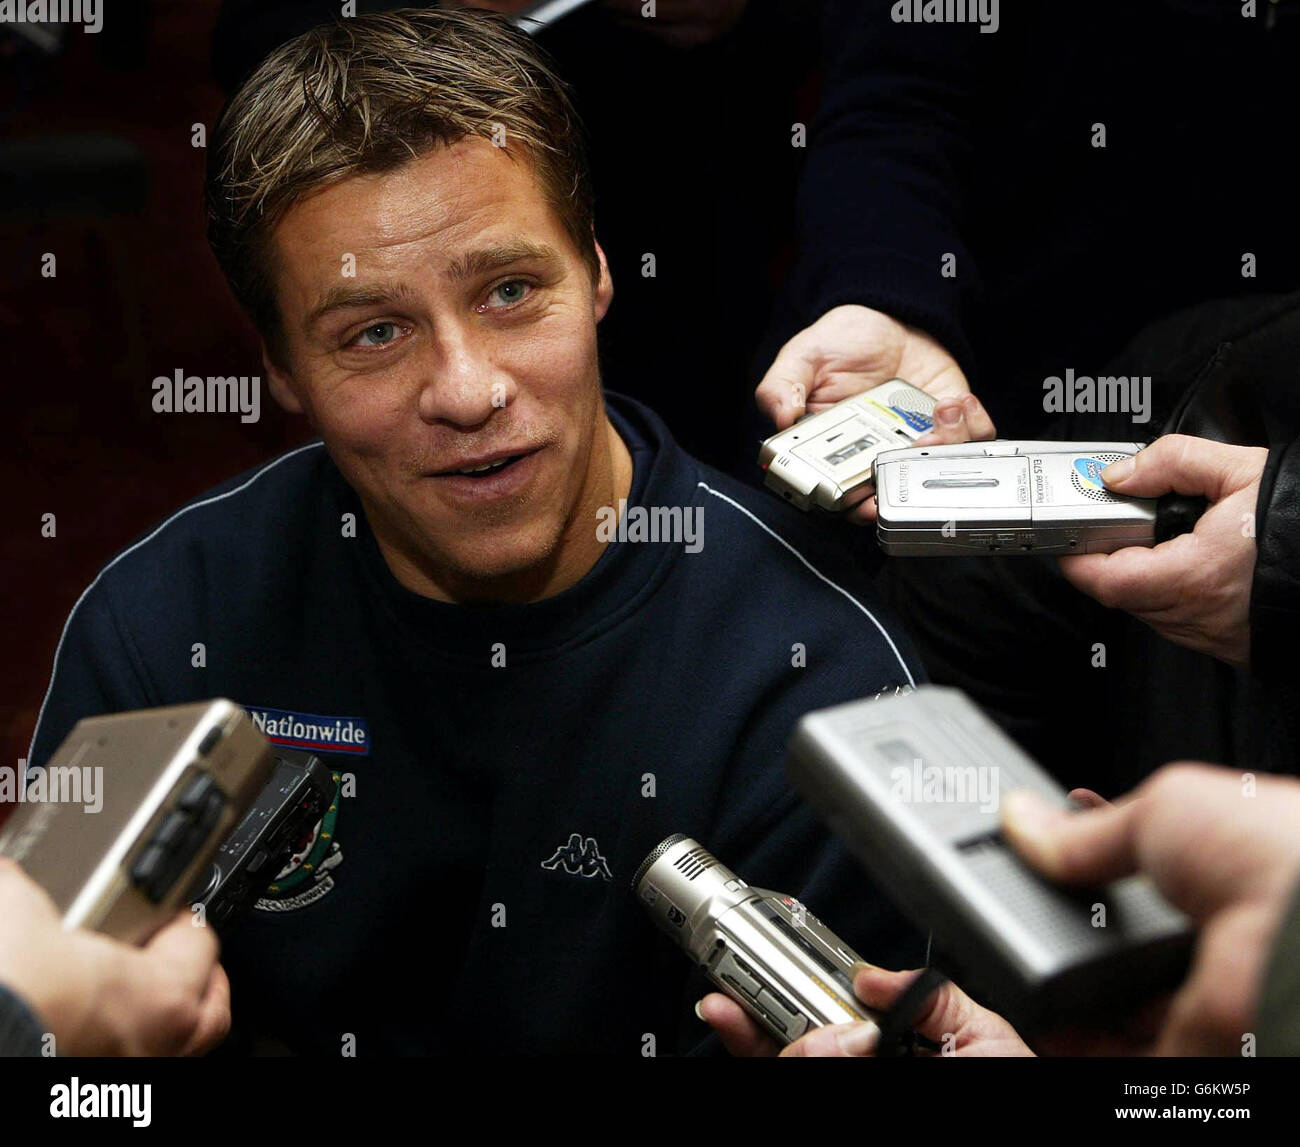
[[1070, 453, 1128, 501], [673, 845, 719, 881], [878, 382, 935, 415], [631, 833, 687, 891]]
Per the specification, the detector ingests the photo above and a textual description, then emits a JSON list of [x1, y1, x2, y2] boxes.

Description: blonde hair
[[205, 7, 597, 358]]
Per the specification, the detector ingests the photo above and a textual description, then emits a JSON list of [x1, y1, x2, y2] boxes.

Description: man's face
[[263, 138, 617, 600]]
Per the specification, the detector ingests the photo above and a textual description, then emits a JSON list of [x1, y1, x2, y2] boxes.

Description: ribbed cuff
[[0, 982, 46, 1057]]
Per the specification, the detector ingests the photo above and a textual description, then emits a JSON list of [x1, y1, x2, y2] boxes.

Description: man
[[210, 0, 813, 477], [27, 10, 925, 1055]]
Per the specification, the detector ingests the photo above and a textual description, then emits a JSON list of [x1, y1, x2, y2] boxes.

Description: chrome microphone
[[633, 833, 881, 1045]]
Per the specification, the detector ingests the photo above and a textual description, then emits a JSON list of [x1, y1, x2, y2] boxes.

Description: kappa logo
[[541, 833, 612, 881]]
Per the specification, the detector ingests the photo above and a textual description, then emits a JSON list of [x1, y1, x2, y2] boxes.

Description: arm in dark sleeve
[[1251, 436, 1300, 684], [1245, 436, 1300, 774], [0, 983, 45, 1057], [27, 580, 160, 772], [787, 0, 984, 378]]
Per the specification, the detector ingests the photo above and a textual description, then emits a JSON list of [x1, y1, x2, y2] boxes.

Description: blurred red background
[[1, 2, 310, 822]]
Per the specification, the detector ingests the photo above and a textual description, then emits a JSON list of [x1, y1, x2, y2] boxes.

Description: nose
[[416, 325, 516, 427]]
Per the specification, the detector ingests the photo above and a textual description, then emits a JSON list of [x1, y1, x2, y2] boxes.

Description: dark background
[[2, 2, 307, 782]]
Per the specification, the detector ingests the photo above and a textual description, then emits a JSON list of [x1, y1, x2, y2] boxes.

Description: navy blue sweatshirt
[[27, 393, 927, 1056]]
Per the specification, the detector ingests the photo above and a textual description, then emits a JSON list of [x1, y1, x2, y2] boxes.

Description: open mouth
[[447, 453, 525, 478], [428, 448, 541, 484]]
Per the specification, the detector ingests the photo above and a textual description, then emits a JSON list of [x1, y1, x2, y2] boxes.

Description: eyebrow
[[446, 239, 561, 283], [304, 281, 420, 331], [304, 239, 563, 331]]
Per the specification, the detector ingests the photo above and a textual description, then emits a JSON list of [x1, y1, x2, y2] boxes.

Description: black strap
[[1154, 492, 1208, 544], [873, 966, 949, 1057]]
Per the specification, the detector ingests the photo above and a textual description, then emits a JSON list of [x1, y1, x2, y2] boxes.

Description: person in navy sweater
[[25, 9, 928, 1055]]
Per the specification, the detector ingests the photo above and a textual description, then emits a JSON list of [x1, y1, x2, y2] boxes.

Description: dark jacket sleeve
[[786, 0, 981, 378], [0, 983, 45, 1057], [1251, 436, 1300, 685]]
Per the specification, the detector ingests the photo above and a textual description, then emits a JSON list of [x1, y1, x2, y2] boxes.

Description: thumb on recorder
[[1059, 433, 1267, 668]]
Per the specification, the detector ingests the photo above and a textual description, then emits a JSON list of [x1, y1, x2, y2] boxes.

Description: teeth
[[456, 457, 511, 475]]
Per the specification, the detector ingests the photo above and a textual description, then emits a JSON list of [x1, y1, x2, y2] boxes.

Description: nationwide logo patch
[[244, 705, 370, 756]]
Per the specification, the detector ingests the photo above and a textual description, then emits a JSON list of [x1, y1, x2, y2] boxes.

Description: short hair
[[205, 7, 598, 361]]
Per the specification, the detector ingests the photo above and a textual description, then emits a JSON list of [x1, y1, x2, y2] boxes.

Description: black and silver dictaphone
[[187, 748, 336, 928], [759, 381, 937, 511], [787, 686, 1194, 1034], [0, 700, 276, 945], [873, 440, 1204, 555], [634, 834, 882, 1046]]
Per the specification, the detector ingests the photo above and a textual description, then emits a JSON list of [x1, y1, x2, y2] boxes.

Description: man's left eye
[[352, 321, 403, 348], [484, 280, 532, 309]]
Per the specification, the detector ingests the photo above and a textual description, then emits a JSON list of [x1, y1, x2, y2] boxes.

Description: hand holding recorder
[[634, 835, 884, 1047], [701, 962, 1034, 1058], [1004, 762, 1300, 1056], [0, 700, 332, 1056], [775, 762, 1300, 1058], [713, 754, 1300, 1060], [755, 306, 995, 522], [0, 857, 229, 1056], [704, 689, 1300, 1057], [1058, 434, 1267, 668]]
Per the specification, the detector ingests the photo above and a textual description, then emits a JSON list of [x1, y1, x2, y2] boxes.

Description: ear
[[262, 343, 303, 414], [592, 239, 613, 323]]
